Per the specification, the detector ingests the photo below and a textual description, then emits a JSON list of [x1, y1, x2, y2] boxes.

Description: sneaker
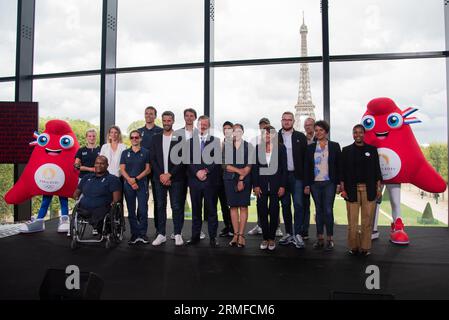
[[294, 234, 305, 249], [390, 218, 409, 245], [268, 241, 276, 251], [360, 250, 371, 257], [92, 228, 99, 236], [128, 234, 139, 245], [279, 233, 294, 245], [19, 217, 45, 233], [348, 249, 359, 256], [275, 227, 283, 237], [248, 225, 262, 235], [200, 231, 206, 240], [138, 235, 150, 244], [259, 240, 268, 250], [170, 233, 176, 240], [152, 234, 167, 246], [174, 234, 184, 246], [325, 240, 334, 251], [371, 230, 379, 240], [57, 215, 70, 233], [302, 234, 310, 241]]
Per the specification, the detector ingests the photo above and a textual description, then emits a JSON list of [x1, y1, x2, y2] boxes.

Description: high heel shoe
[[229, 233, 239, 247], [237, 234, 246, 248]]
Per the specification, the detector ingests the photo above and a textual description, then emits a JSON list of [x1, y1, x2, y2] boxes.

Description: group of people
[[74, 106, 382, 256]]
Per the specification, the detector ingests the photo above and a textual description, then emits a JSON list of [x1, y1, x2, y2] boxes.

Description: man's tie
[[200, 136, 206, 152]]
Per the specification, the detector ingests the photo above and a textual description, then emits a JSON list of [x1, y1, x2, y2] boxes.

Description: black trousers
[[257, 192, 280, 241], [190, 185, 218, 239], [217, 183, 232, 232]]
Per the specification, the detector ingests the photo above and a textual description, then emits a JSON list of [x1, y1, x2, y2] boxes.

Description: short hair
[[161, 111, 175, 121], [107, 125, 123, 143], [233, 123, 244, 132], [183, 108, 197, 119], [353, 124, 365, 133], [304, 117, 315, 125], [96, 155, 109, 165], [222, 121, 234, 128], [314, 120, 330, 133], [282, 111, 295, 119], [85, 128, 97, 137], [145, 106, 157, 116], [129, 130, 141, 139]]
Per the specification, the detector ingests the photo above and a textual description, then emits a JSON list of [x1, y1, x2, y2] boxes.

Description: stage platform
[[1, 219, 448, 300]]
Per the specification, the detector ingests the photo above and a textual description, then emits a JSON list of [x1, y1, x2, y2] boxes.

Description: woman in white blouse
[[100, 125, 127, 178]]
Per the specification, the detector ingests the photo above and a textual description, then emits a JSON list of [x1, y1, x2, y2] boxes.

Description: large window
[[0, 0, 17, 77], [34, 0, 102, 73], [0, 83, 15, 101]]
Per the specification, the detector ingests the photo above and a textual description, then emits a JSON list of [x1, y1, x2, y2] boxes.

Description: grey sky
[[0, 0, 447, 146]]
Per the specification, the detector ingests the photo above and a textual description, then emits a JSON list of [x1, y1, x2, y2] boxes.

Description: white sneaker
[[175, 234, 184, 246], [294, 234, 305, 249], [57, 215, 70, 233], [279, 233, 294, 245], [371, 230, 379, 240], [19, 217, 45, 233], [248, 225, 262, 235], [260, 241, 268, 250], [275, 226, 283, 237], [268, 242, 276, 251], [200, 231, 206, 240], [152, 234, 167, 246], [170, 233, 176, 240]]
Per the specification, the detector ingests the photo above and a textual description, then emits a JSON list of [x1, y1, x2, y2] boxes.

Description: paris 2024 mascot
[[361, 97, 447, 245], [5, 119, 80, 233]]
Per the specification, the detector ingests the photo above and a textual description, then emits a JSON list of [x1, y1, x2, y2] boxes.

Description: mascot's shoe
[[57, 215, 70, 233], [20, 217, 45, 233], [390, 218, 410, 245]]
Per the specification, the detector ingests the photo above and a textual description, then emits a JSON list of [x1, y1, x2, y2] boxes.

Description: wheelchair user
[[73, 155, 122, 235]]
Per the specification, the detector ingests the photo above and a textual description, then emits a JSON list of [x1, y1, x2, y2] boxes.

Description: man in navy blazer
[[186, 115, 221, 247], [149, 111, 186, 246]]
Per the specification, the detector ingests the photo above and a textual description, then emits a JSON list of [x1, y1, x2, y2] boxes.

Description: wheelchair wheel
[[110, 203, 124, 244], [70, 236, 78, 250]]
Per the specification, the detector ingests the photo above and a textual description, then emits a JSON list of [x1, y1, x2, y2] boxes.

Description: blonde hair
[[85, 128, 97, 137]]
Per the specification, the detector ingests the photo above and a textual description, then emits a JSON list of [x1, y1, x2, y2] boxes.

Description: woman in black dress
[[223, 124, 253, 247]]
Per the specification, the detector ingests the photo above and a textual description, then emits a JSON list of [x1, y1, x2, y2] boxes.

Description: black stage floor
[[1, 219, 448, 300]]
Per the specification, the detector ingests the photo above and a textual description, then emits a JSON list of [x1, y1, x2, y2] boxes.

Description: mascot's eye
[[60, 135, 74, 149], [387, 113, 403, 129], [361, 115, 375, 130], [37, 133, 50, 146]]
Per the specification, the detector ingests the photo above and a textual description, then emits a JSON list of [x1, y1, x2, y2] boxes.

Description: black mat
[[1, 219, 448, 300]]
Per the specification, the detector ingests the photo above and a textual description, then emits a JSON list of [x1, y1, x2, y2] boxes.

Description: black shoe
[[325, 240, 334, 251], [360, 250, 371, 257], [186, 237, 200, 245], [348, 249, 359, 256], [219, 228, 229, 237], [138, 235, 149, 244], [128, 234, 139, 245], [313, 239, 325, 249], [210, 238, 219, 248], [302, 234, 309, 241]]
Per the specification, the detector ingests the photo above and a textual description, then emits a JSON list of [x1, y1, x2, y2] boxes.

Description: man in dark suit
[[278, 111, 308, 249], [149, 111, 186, 246], [186, 115, 221, 247], [340, 124, 382, 256]]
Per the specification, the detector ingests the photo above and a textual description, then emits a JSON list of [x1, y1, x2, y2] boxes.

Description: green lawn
[[185, 194, 447, 227]]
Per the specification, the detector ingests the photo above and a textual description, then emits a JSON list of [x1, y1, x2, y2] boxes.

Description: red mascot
[[362, 97, 447, 244], [5, 119, 79, 233]]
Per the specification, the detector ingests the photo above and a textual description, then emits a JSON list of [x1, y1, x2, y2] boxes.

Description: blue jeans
[[311, 181, 336, 236], [153, 180, 185, 236], [280, 172, 304, 236], [124, 180, 149, 237], [37, 195, 68, 219]]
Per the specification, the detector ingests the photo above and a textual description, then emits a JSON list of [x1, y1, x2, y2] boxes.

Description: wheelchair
[[69, 201, 125, 249]]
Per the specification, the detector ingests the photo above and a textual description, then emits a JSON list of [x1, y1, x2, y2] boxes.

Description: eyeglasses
[[130, 136, 140, 140]]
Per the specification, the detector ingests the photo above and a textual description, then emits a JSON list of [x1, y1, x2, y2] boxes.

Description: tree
[[422, 143, 448, 182]]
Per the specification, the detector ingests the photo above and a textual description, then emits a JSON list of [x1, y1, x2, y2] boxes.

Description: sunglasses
[[130, 136, 140, 140]]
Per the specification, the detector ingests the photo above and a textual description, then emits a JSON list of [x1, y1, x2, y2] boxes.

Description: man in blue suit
[[186, 115, 221, 247]]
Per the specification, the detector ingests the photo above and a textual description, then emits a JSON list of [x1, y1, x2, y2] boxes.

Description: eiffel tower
[[294, 13, 316, 132]]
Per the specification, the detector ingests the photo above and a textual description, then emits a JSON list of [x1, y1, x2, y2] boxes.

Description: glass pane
[[330, 0, 445, 55], [34, 0, 102, 73], [330, 58, 448, 226], [213, 63, 323, 139], [214, 0, 322, 61], [117, 0, 204, 67], [0, 0, 17, 77], [0, 82, 15, 101], [116, 70, 203, 135]]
